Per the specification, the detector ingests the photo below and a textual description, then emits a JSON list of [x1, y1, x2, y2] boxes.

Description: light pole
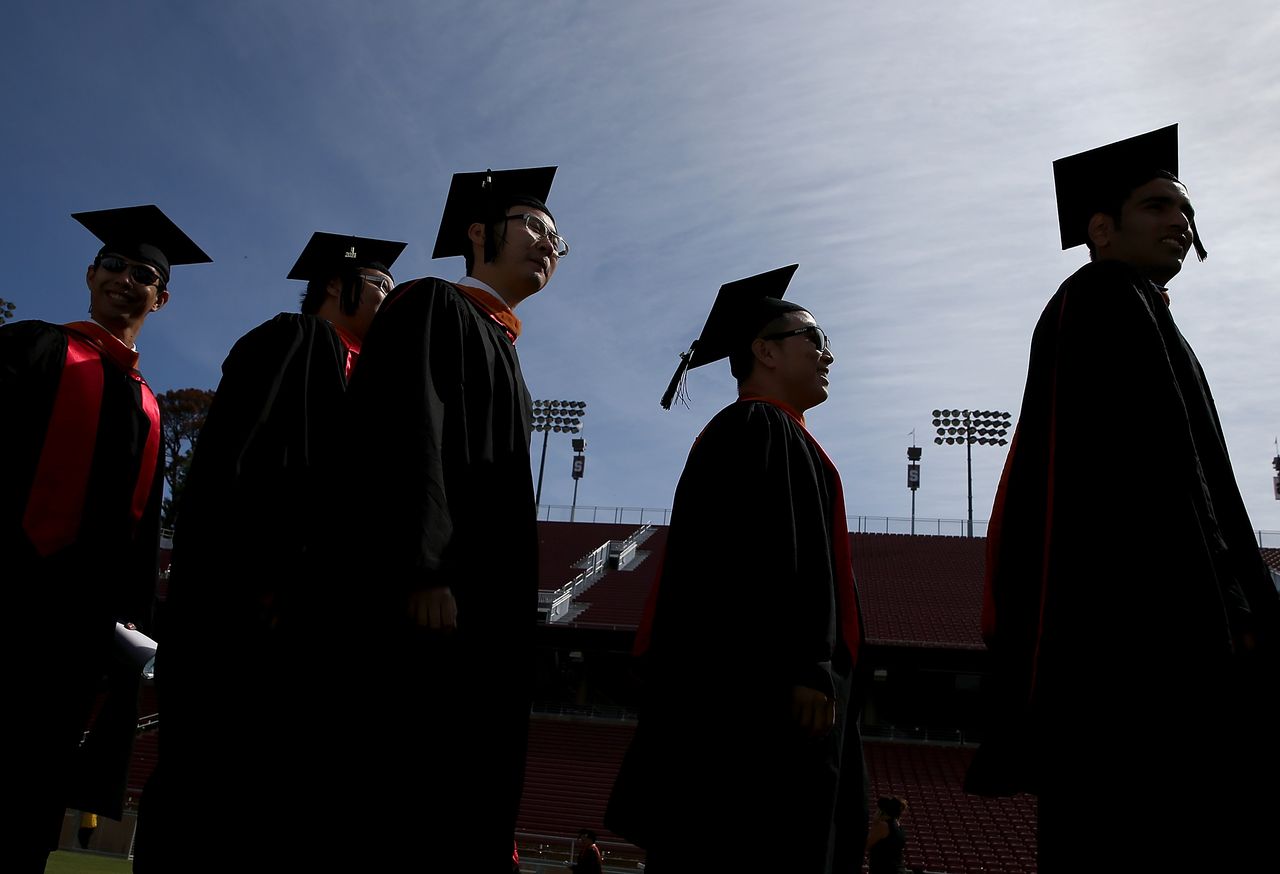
[[932, 408, 1012, 537], [1272, 438, 1279, 501], [907, 441, 922, 535], [532, 399, 586, 509], [570, 437, 586, 521]]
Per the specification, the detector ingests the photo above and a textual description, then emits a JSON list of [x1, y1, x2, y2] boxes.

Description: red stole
[[21, 322, 160, 555], [744, 397, 863, 664], [454, 283, 522, 343], [331, 323, 362, 380]]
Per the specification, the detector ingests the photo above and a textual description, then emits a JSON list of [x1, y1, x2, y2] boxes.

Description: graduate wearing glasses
[[135, 232, 405, 870], [0, 204, 209, 872], [332, 167, 566, 870], [607, 266, 868, 874]]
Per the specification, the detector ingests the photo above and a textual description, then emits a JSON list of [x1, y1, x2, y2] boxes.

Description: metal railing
[[861, 723, 976, 746], [537, 506, 1280, 547], [539, 541, 611, 623], [531, 702, 637, 721], [540, 524, 656, 623], [538, 505, 987, 537], [538, 504, 671, 525]]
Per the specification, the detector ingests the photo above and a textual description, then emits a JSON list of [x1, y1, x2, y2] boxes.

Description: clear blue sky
[[5, 0, 1277, 532]]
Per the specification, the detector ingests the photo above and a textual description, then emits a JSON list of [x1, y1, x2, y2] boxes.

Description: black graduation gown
[[0, 320, 162, 859], [138, 314, 354, 869], [965, 262, 1279, 868], [333, 278, 539, 871], [606, 400, 867, 874]]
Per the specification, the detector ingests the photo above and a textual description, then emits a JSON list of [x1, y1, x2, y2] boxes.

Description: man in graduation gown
[[0, 205, 209, 872], [965, 126, 1280, 871], [334, 167, 566, 870], [134, 233, 404, 870], [606, 267, 867, 873]]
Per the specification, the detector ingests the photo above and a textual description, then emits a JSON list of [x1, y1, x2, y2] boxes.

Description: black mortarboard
[[1053, 124, 1206, 260], [72, 204, 211, 284], [432, 166, 557, 260], [660, 264, 805, 410], [286, 232, 407, 281]]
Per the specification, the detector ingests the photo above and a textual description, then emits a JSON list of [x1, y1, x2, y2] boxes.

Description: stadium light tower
[[932, 408, 1012, 538], [532, 399, 586, 508], [907, 436, 922, 535], [570, 437, 587, 522]]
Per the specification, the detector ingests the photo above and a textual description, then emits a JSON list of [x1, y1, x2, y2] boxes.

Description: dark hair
[[877, 796, 907, 818], [299, 265, 389, 315], [578, 829, 597, 842], [463, 196, 555, 274]]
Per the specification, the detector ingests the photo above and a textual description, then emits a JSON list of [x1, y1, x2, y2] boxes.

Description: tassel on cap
[[660, 346, 695, 410], [1190, 217, 1207, 261]]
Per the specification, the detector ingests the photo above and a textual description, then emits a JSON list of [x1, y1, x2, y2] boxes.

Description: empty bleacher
[[866, 740, 1037, 873], [538, 521, 640, 590], [518, 716, 634, 842], [517, 716, 1037, 873], [852, 533, 987, 651], [568, 528, 669, 629]]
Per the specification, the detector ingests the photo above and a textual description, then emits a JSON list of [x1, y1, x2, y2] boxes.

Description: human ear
[[751, 337, 774, 369], [1087, 212, 1112, 251], [151, 289, 171, 312]]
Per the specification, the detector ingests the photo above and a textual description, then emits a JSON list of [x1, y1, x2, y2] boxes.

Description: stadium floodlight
[[532, 398, 587, 508], [931, 406, 1013, 537]]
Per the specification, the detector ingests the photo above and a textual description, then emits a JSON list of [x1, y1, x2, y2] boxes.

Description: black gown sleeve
[[0, 321, 65, 542]]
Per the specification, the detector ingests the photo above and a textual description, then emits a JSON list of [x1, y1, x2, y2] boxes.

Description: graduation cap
[[432, 166, 557, 260], [72, 204, 211, 284], [286, 232, 408, 281], [1053, 124, 1206, 260], [660, 264, 804, 410]]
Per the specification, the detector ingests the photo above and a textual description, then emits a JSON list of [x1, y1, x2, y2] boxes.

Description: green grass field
[[45, 851, 133, 874]]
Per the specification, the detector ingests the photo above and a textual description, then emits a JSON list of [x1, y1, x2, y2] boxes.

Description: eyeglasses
[[96, 255, 162, 287], [760, 325, 830, 352], [360, 274, 393, 294], [506, 213, 569, 258]]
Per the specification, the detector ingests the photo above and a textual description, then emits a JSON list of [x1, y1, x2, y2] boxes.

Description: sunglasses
[[96, 255, 163, 287], [760, 325, 830, 352]]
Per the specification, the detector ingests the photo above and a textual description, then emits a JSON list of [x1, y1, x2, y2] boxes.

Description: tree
[[0, 296, 16, 325], [158, 388, 216, 527]]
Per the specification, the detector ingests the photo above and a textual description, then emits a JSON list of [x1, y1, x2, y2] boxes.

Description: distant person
[[136, 232, 405, 871], [866, 796, 908, 874], [336, 167, 567, 870], [1, 205, 209, 873], [965, 125, 1280, 872], [76, 812, 98, 850], [607, 266, 867, 873], [572, 829, 603, 874]]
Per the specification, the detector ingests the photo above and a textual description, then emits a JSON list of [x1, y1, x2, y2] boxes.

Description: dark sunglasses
[[96, 255, 162, 287], [760, 325, 830, 352]]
